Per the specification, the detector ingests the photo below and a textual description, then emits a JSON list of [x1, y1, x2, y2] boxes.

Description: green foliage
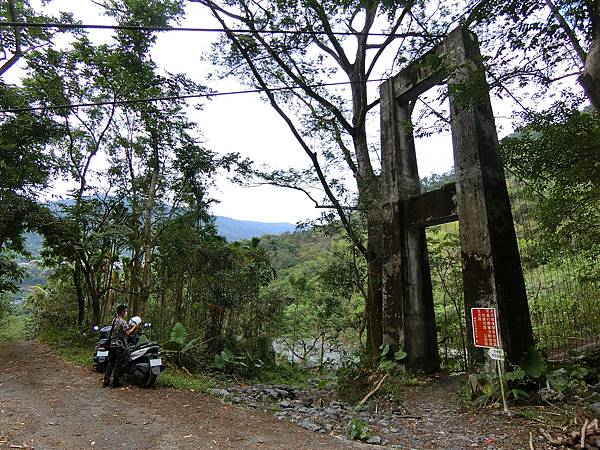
[[502, 108, 600, 258], [427, 224, 467, 372], [213, 347, 264, 377], [0, 315, 27, 342], [52, 344, 92, 367], [252, 359, 310, 386], [155, 369, 213, 392], [377, 344, 407, 372], [23, 269, 79, 337], [468, 347, 597, 408], [266, 235, 365, 367], [520, 348, 546, 378], [170, 322, 188, 346], [0, 292, 13, 321], [235, 335, 276, 367], [335, 351, 373, 404], [348, 418, 371, 441], [162, 322, 206, 367], [420, 170, 455, 193], [471, 0, 594, 104]]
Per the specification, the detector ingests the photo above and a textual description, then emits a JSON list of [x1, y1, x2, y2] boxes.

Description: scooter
[[92, 317, 164, 387], [92, 325, 112, 373], [125, 317, 163, 387]]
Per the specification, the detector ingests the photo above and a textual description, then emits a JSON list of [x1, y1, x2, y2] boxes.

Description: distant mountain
[[214, 216, 297, 241], [23, 216, 296, 256]]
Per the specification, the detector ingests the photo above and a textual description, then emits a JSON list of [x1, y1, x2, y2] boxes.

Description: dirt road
[[0, 341, 361, 450]]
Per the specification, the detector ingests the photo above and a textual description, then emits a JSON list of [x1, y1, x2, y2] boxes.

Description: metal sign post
[[488, 347, 509, 414], [472, 307, 509, 414]]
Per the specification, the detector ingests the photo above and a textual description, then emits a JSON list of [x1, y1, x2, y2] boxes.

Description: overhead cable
[[0, 79, 385, 113], [0, 21, 441, 38]]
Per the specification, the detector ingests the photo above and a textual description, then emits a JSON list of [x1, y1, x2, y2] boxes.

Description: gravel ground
[[0, 341, 537, 449]]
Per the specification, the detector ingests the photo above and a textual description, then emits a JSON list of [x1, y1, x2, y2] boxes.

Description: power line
[[0, 21, 440, 39], [0, 79, 385, 113]]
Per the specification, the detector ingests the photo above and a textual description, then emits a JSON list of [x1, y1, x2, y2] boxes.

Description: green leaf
[[505, 367, 526, 381], [546, 368, 568, 392], [379, 344, 390, 357], [520, 348, 546, 379], [394, 350, 407, 361], [214, 353, 225, 369], [509, 388, 530, 400], [378, 360, 396, 371], [181, 336, 203, 353], [170, 322, 188, 346], [480, 380, 493, 396]]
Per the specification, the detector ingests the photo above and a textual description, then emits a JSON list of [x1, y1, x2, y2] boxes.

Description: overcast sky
[[22, 0, 524, 224]]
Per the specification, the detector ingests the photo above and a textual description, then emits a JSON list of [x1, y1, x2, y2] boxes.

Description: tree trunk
[[351, 60, 384, 359], [175, 277, 184, 322], [91, 290, 101, 328], [580, 33, 600, 111], [365, 208, 383, 356], [128, 252, 140, 314], [206, 303, 225, 356], [139, 148, 159, 317], [73, 264, 85, 329]]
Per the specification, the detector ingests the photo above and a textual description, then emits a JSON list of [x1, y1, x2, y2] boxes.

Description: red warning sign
[[471, 307, 499, 348]]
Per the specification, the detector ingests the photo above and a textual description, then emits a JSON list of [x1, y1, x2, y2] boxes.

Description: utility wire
[[0, 21, 440, 38], [0, 79, 385, 113]]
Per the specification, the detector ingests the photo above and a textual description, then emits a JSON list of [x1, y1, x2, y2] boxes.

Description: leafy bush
[[254, 358, 311, 385], [162, 322, 206, 368], [377, 344, 407, 371], [23, 272, 79, 337], [336, 345, 408, 405], [468, 347, 598, 407], [336, 350, 373, 404], [236, 335, 276, 367], [213, 347, 265, 378], [348, 418, 371, 441], [0, 315, 27, 342]]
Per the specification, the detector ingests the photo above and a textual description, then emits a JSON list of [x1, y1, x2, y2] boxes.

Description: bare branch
[[196, 0, 355, 134], [366, 97, 380, 111], [0, 0, 23, 77], [544, 0, 586, 66], [366, 7, 410, 79], [207, 7, 368, 256], [306, 1, 353, 72]]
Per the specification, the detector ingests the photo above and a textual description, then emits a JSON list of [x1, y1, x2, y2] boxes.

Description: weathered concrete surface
[[406, 184, 457, 228], [380, 81, 439, 373], [446, 28, 534, 367], [379, 27, 533, 371]]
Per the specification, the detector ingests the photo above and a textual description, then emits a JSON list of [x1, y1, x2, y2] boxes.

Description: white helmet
[[129, 316, 142, 326]]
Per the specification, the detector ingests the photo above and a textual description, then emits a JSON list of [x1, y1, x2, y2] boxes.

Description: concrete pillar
[[446, 29, 534, 367], [380, 80, 440, 373]]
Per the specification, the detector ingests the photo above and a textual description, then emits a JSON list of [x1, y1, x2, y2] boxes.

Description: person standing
[[103, 304, 138, 388]]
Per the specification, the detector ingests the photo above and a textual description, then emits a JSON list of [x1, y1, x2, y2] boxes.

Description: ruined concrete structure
[[379, 28, 534, 371]]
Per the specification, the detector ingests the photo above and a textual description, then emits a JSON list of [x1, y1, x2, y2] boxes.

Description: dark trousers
[[103, 346, 127, 386]]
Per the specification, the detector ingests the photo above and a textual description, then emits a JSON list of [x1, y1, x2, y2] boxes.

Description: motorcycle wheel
[[144, 373, 157, 388]]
